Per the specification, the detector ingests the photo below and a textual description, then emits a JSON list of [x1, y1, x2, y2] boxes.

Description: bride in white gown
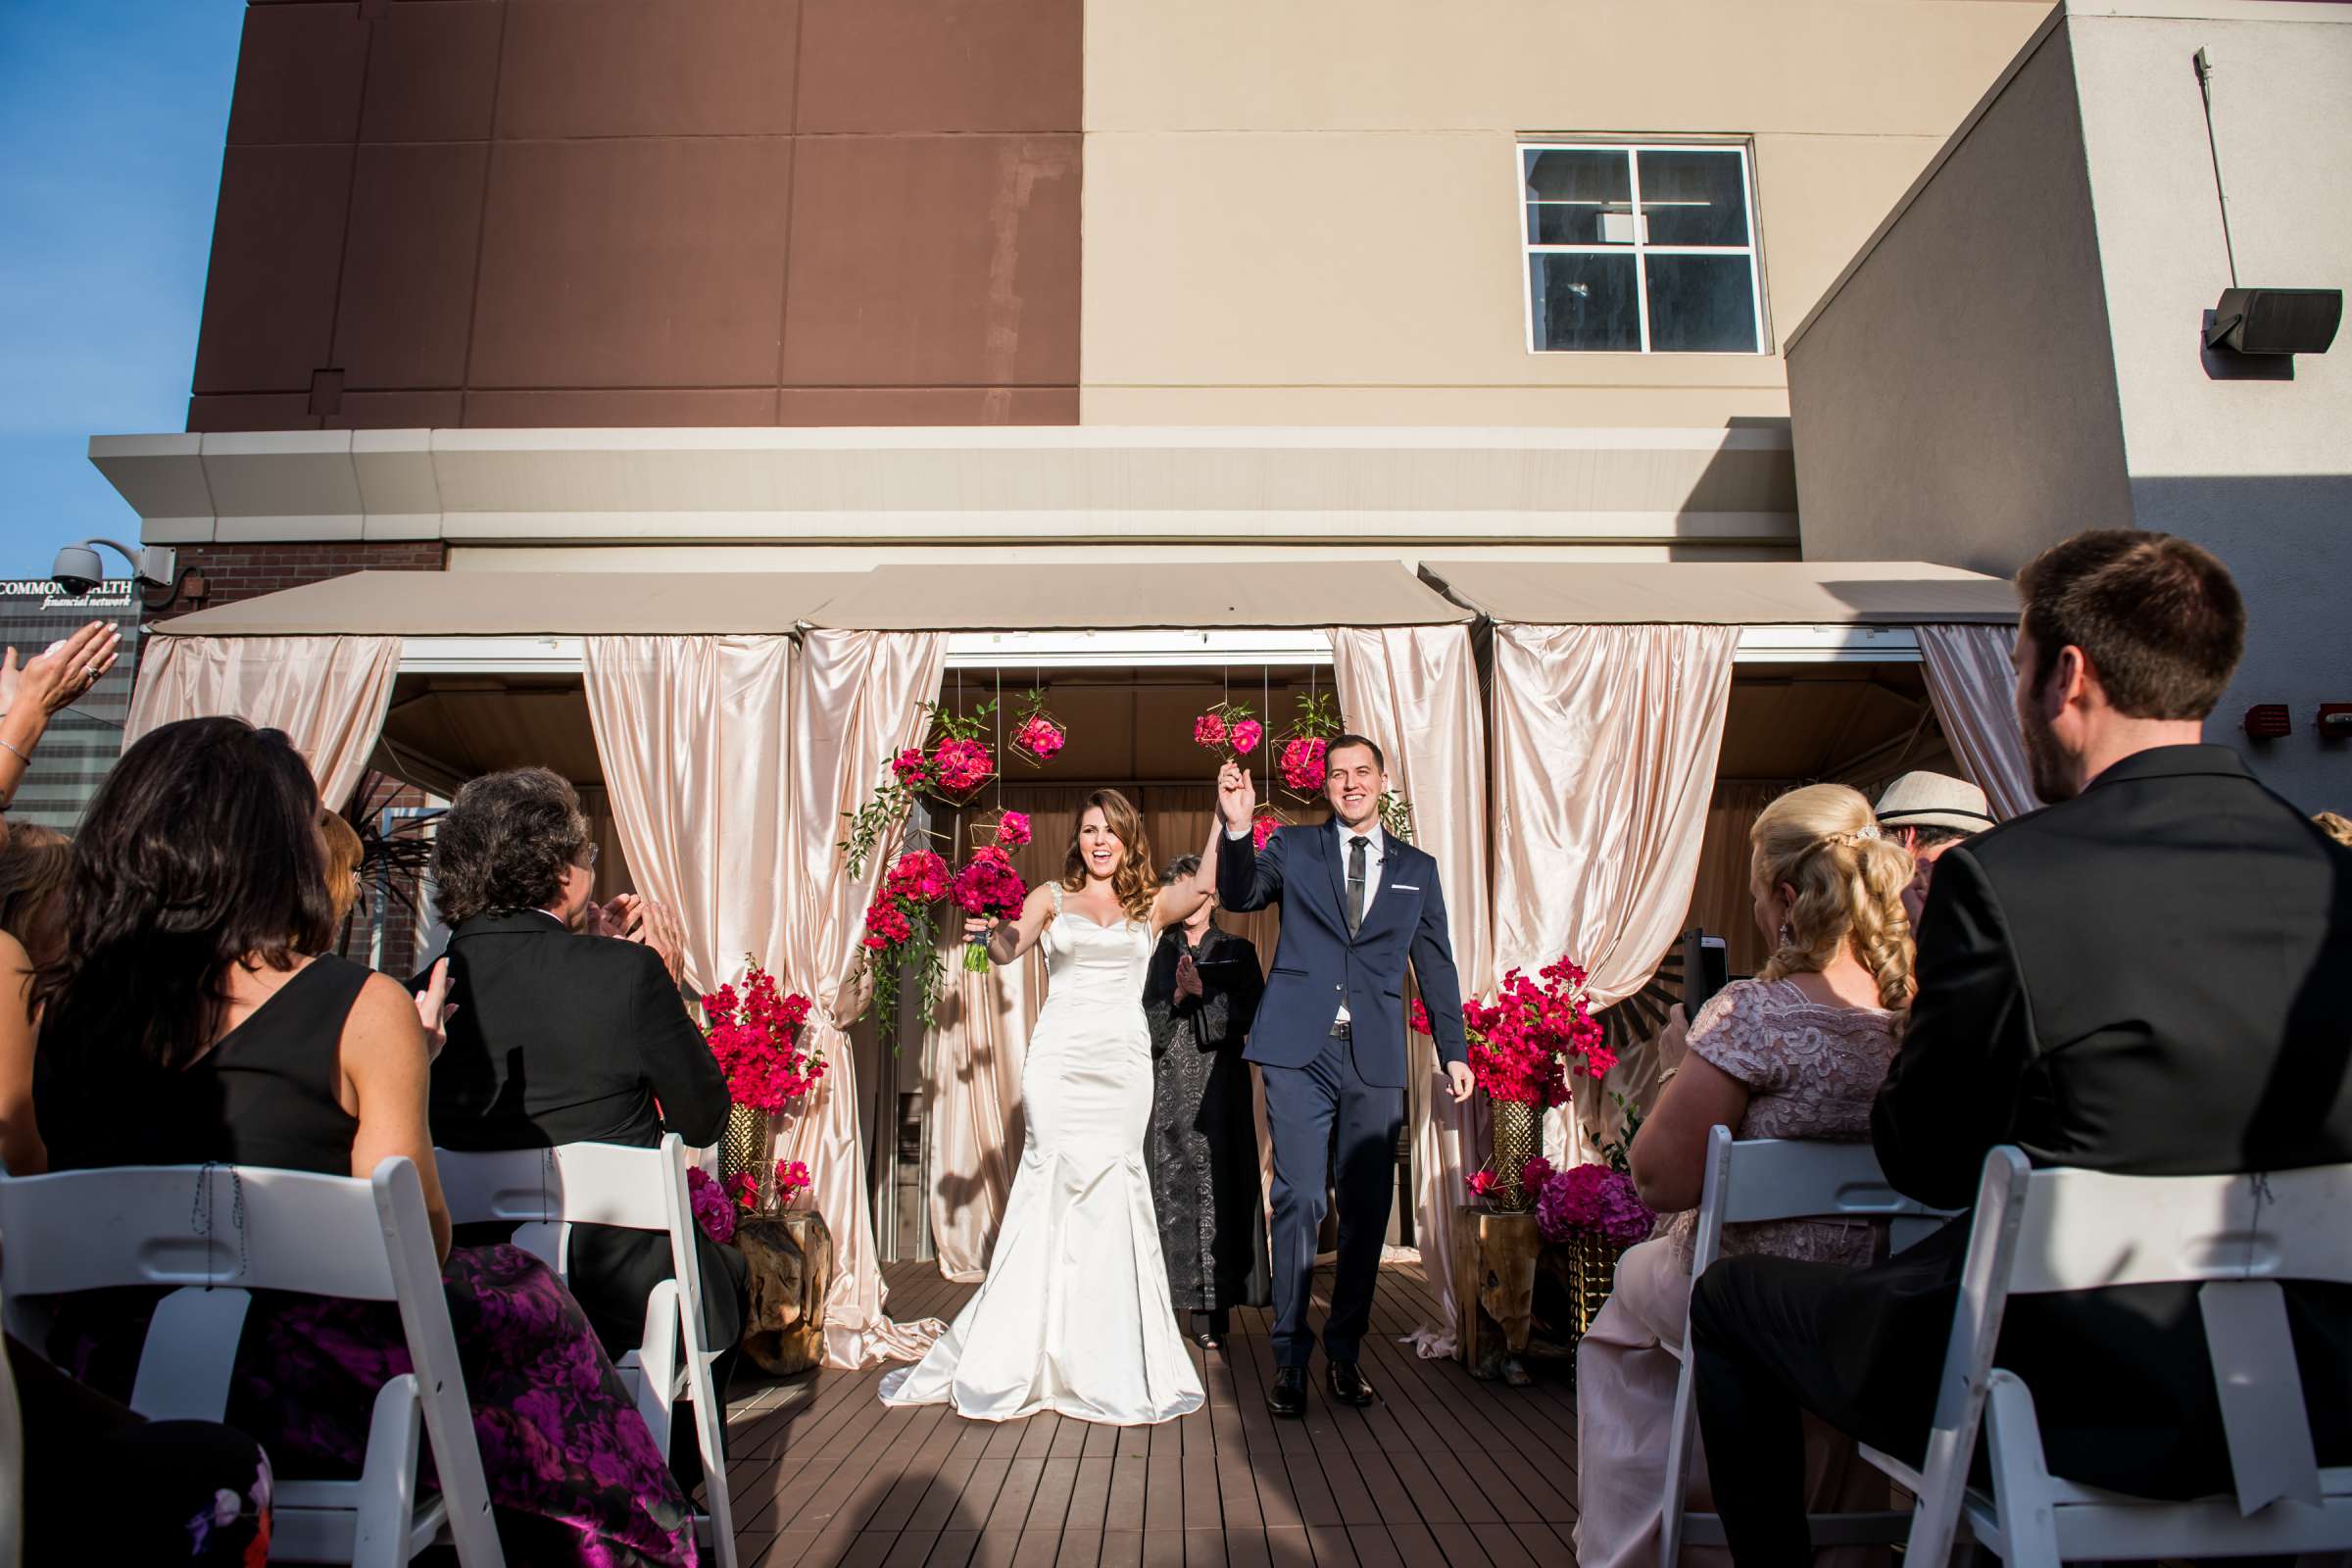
[[881, 789, 1220, 1425]]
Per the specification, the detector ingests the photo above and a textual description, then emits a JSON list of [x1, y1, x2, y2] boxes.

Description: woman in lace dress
[[1575, 784, 1918, 1568]]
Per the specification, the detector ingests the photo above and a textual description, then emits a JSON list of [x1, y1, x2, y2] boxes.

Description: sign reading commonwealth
[[0, 579, 140, 830]]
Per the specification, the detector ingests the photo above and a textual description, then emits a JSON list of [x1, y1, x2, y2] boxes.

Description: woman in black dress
[[1143, 854, 1271, 1349]]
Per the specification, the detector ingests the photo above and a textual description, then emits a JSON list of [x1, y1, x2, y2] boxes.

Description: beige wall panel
[[1079, 385, 1797, 426], [1085, 0, 2049, 136], [1748, 132, 1953, 347]]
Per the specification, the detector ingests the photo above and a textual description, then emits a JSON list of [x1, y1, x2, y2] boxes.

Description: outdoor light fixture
[[2242, 704, 2292, 740], [52, 537, 179, 598], [2319, 705, 2352, 741], [2204, 287, 2342, 356]]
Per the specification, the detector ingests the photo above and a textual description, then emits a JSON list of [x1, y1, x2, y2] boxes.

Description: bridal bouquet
[[1461, 956, 1613, 1108], [701, 960, 822, 1113], [861, 849, 952, 1027], [953, 845, 1027, 971]]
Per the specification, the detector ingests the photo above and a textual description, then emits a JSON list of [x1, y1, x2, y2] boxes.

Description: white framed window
[[1521, 141, 1766, 354]]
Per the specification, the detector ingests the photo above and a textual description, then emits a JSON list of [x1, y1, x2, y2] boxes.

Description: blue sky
[[0, 2, 240, 577]]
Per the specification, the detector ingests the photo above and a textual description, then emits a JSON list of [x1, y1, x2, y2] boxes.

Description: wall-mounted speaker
[[2205, 288, 2342, 356]]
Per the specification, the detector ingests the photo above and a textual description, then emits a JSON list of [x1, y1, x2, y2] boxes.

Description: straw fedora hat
[[1873, 771, 1993, 836]]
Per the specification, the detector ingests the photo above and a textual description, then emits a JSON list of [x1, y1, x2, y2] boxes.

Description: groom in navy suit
[[1216, 738, 1473, 1417]]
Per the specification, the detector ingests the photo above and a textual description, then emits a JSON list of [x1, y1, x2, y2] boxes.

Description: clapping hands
[[0, 621, 122, 721], [586, 892, 685, 981]]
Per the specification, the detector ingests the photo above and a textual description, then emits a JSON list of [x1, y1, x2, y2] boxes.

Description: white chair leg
[[688, 1349, 737, 1568], [634, 1283, 681, 1456], [353, 1374, 424, 1568], [1984, 1371, 2058, 1567], [1658, 1344, 1699, 1568]]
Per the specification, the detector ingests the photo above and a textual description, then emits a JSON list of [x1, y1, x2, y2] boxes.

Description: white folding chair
[[0, 1157, 501, 1567], [1659, 1125, 1952, 1566], [0, 1281, 20, 1568], [1863, 1148, 2352, 1566], [433, 1135, 736, 1568]]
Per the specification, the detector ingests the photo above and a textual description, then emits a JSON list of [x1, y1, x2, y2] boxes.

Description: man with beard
[[1685, 529, 2352, 1559]]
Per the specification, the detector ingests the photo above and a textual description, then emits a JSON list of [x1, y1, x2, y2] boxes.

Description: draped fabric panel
[[1918, 623, 2036, 819], [584, 629, 949, 1371], [923, 786, 1281, 1281], [778, 630, 952, 1368], [1488, 623, 1740, 1169], [125, 634, 401, 811], [1330, 625, 1491, 1359]]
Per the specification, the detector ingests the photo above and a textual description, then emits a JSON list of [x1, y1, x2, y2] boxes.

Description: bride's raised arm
[[1149, 816, 1222, 937], [969, 879, 1058, 966]]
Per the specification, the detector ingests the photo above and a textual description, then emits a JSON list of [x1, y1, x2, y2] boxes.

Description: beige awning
[[149, 570, 869, 636], [804, 561, 1469, 631], [1421, 560, 2017, 625]]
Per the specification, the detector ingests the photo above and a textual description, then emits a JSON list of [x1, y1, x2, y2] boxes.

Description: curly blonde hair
[[1058, 789, 1159, 922], [1751, 783, 1916, 1010]]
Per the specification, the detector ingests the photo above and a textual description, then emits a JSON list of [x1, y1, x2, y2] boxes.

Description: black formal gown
[[1143, 924, 1272, 1320]]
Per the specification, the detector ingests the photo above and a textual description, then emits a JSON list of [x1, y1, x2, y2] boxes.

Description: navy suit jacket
[[1217, 820, 1468, 1089]]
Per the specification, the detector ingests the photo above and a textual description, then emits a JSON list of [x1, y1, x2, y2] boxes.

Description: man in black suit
[[1689, 530, 2352, 1558], [418, 767, 743, 1484]]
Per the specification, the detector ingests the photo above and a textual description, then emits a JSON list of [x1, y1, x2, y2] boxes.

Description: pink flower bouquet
[[953, 846, 1027, 971], [1460, 956, 1612, 1108], [1536, 1161, 1655, 1248], [862, 849, 951, 1026], [687, 1167, 736, 1245], [1277, 735, 1328, 795], [701, 960, 822, 1113]]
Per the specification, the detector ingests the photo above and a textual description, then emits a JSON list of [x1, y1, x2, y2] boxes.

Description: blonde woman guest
[[1575, 784, 1916, 1568]]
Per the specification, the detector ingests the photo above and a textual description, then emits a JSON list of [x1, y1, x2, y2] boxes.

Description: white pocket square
[[1393, 883, 1421, 892]]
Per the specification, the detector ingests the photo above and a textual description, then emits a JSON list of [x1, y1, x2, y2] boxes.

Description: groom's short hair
[[1327, 733, 1385, 771]]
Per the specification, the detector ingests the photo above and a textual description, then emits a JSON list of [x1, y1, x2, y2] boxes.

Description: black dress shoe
[[1265, 1365, 1307, 1419], [1194, 1330, 1224, 1351], [1325, 1359, 1376, 1407]]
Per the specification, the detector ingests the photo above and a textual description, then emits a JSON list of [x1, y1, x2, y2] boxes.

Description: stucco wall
[[1794, 3, 2351, 806], [1788, 19, 2132, 570], [1080, 0, 2049, 425], [2070, 9, 2352, 806]]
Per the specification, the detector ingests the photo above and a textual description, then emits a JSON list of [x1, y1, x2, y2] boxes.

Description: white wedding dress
[[881, 886, 1205, 1424]]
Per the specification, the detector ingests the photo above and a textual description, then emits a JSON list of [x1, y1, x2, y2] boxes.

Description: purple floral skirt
[[59, 1244, 698, 1568]]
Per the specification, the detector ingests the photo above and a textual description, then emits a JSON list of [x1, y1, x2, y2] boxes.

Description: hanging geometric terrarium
[[1272, 689, 1342, 806], [1249, 802, 1292, 852], [1006, 688, 1068, 768], [918, 699, 998, 808]]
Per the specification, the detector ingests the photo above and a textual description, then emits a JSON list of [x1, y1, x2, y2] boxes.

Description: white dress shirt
[[1230, 820, 1385, 1025]]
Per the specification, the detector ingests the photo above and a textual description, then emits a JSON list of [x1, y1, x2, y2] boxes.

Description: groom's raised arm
[[1410, 863, 1469, 1068], [1217, 823, 1286, 912]]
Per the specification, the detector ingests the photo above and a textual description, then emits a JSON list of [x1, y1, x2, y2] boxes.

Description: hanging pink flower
[[1193, 712, 1228, 750], [1013, 714, 1066, 760], [930, 737, 994, 797], [1279, 736, 1328, 793], [995, 810, 1033, 849], [1230, 717, 1264, 755], [1252, 814, 1280, 852]]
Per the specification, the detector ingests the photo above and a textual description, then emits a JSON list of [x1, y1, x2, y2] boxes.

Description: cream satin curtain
[[124, 634, 401, 810], [923, 786, 1276, 1280], [1919, 623, 2035, 819], [585, 629, 949, 1371], [1331, 625, 1491, 1359], [1489, 623, 1740, 1167]]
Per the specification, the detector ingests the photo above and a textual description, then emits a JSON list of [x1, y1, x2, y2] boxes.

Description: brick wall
[[147, 539, 447, 620]]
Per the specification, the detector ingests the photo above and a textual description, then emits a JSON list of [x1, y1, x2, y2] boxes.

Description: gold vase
[[1489, 1100, 1540, 1211], [718, 1102, 765, 1191], [1569, 1230, 1631, 1340]]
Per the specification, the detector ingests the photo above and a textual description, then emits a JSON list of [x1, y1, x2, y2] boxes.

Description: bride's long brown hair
[[1058, 789, 1158, 921]]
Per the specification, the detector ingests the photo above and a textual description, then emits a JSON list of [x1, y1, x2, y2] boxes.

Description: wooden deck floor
[[718, 1259, 1580, 1568]]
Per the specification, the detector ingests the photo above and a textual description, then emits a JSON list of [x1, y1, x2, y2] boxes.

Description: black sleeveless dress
[[34, 956, 701, 1567]]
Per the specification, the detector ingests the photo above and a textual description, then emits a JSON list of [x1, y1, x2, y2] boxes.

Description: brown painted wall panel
[[335, 142, 491, 389], [463, 388, 779, 426], [796, 0, 1080, 133], [469, 137, 792, 388], [776, 387, 1077, 425], [191, 144, 356, 394], [188, 393, 320, 432], [330, 390, 466, 428], [361, 1, 504, 143], [225, 3, 368, 145], [783, 134, 1079, 387], [189, 0, 1084, 431], [495, 0, 800, 139]]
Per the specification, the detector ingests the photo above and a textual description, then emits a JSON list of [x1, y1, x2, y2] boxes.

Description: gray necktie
[[1347, 834, 1369, 934]]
